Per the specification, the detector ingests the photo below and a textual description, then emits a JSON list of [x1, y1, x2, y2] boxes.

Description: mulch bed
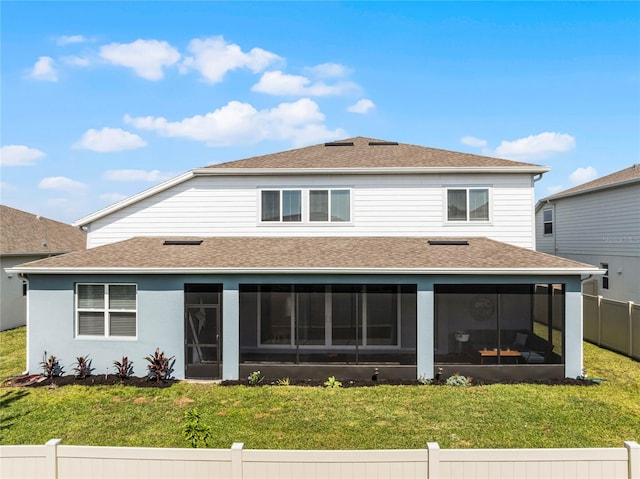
[[2, 375, 598, 389]]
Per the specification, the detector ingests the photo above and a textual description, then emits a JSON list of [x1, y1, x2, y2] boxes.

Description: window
[[309, 189, 350, 222], [543, 208, 554, 235], [601, 263, 609, 289], [76, 284, 137, 337], [447, 188, 489, 221], [261, 190, 302, 222]]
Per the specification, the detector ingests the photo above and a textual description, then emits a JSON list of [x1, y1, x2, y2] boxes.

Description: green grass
[[1, 326, 638, 449]]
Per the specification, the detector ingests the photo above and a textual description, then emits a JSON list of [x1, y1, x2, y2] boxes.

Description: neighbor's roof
[[205, 136, 548, 170], [0, 205, 86, 255], [75, 137, 549, 227], [9, 236, 600, 275], [540, 164, 640, 204]]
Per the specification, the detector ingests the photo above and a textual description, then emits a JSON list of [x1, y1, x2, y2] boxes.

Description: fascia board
[[193, 166, 551, 176], [73, 171, 195, 227], [537, 178, 640, 205], [9, 266, 605, 276]]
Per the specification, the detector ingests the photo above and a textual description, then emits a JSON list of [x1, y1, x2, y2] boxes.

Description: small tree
[[183, 408, 211, 448]]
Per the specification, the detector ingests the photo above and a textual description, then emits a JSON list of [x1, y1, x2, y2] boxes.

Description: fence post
[[45, 439, 61, 479], [597, 295, 603, 346], [628, 302, 634, 358], [626, 441, 640, 479], [232, 442, 244, 479], [427, 442, 440, 479]]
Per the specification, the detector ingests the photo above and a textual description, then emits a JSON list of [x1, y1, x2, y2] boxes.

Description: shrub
[[446, 372, 472, 387], [417, 374, 432, 385], [144, 348, 175, 381], [72, 355, 93, 379], [324, 376, 342, 388], [40, 353, 64, 378], [113, 356, 134, 379], [183, 408, 211, 448], [276, 377, 291, 386], [248, 370, 263, 386]]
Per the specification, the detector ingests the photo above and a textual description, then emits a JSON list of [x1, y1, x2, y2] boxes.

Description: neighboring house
[[9, 137, 600, 381], [0, 205, 86, 331], [535, 164, 640, 304]]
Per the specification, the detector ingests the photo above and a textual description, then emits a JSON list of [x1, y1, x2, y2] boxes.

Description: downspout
[[18, 273, 29, 375]]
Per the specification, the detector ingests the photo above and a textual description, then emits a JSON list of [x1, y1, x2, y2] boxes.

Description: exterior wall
[[87, 173, 536, 249], [1, 255, 42, 331], [536, 183, 640, 303], [26, 272, 582, 381]]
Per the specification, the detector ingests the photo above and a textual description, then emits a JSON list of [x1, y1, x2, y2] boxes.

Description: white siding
[[87, 173, 536, 249], [535, 183, 640, 303]]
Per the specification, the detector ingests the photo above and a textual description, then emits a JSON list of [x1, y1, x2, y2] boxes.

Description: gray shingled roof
[[542, 164, 640, 201], [0, 205, 86, 255], [206, 137, 547, 170], [12, 236, 598, 274]]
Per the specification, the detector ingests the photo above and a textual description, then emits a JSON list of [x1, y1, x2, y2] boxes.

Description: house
[[9, 137, 601, 382], [535, 164, 640, 304], [0, 205, 86, 331]]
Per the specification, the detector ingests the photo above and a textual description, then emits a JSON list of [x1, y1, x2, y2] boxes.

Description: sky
[[1, 1, 639, 224]]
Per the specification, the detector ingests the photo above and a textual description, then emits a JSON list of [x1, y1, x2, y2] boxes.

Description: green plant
[[248, 370, 263, 386], [40, 353, 63, 378], [72, 355, 93, 379], [144, 348, 175, 381], [183, 408, 212, 448], [445, 372, 472, 387], [113, 356, 134, 379], [324, 376, 342, 388], [417, 374, 432, 385], [276, 377, 290, 386]]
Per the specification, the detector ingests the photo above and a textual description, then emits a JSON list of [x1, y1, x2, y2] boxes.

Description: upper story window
[[310, 189, 350, 222], [261, 190, 302, 222], [76, 283, 137, 338], [447, 188, 489, 222], [543, 208, 554, 235]]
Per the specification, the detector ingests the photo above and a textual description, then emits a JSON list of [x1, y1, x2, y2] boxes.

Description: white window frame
[[445, 187, 491, 223], [543, 208, 554, 235], [259, 189, 303, 223], [308, 188, 351, 223], [75, 283, 137, 339]]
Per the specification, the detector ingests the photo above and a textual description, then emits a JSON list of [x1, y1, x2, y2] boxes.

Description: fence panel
[[0, 445, 48, 479], [583, 295, 600, 343], [600, 299, 632, 355]]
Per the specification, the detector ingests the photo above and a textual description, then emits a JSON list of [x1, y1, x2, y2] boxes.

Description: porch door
[[185, 284, 222, 379]]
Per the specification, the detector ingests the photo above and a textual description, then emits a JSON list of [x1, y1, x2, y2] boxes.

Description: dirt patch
[[2, 374, 177, 388]]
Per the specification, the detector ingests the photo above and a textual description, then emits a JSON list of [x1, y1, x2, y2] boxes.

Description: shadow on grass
[[0, 389, 30, 439]]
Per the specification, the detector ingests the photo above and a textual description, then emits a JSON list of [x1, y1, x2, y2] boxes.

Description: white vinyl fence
[[1, 439, 638, 479], [584, 294, 640, 360]]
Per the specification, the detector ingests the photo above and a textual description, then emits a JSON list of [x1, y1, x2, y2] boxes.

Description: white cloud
[[100, 193, 128, 203], [61, 55, 91, 67], [252, 70, 356, 96], [72, 127, 147, 152], [182, 36, 281, 83], [347, 99, 375, 114], [56, 35, 89, 46], [30, 56, 58, 82], [103, 169, 174, 182], [546, 185, 564, 195], [306, 63, 351, 78], [494, 132, 576, 160], [125, 98, 345, 147], [99, 39, 181, 80], [38, 176, 88, 193], [569, 166, 598, 185], [0, 145, 46, 166], [461, 136, 488, 148]]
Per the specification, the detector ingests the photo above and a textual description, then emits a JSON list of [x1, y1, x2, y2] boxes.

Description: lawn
[[1, 326, 638, 449]]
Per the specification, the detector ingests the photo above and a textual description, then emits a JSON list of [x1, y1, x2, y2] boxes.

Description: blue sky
[[1, 1, 638, 223]]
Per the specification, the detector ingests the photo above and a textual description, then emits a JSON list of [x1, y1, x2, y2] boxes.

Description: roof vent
[[368, 141, 399, 146], [428, 240, 469, 246], [163, 240, 203, 246], [324, 141, 354, 147]]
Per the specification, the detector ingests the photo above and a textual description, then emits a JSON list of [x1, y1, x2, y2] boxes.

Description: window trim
[[445, 187, 491, 223], [543, 208, 554, 235], [75, 283, 138, 339]]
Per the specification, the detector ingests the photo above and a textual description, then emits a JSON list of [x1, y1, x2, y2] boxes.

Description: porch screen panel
[[260, 285, 292, 344], [331, 285, 361, 345], [366, 285, 398, 345], [296, 286, 325, 345]]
